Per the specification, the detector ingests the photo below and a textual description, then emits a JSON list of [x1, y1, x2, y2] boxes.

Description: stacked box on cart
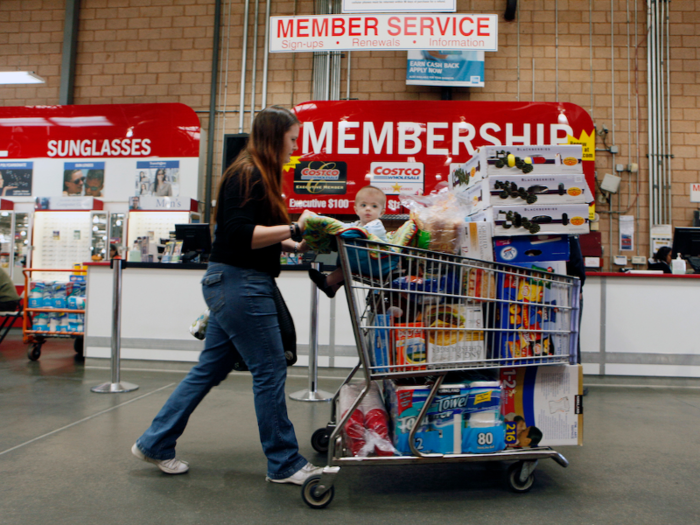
[[459, 173, 592, 212], [493, 235, 570, 263], [452, 145, 584, 190], [482, 204, 590, 236], [384, 380, 505, 455], [370, 313, 392, 373], [460, 220, 494, 261], [490, 270, 575, 363], [424, 304, 485, 366], [504, 260, 567, 275], [491, 272, 550, 362], [500, 365, 583, 447]]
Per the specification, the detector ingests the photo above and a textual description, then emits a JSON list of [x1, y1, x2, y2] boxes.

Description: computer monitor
[[671, 227, 700, 258], [175, 223, 212, 257]]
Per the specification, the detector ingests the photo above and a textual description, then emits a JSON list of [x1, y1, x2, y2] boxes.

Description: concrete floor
[[1, 330, 699, 525]]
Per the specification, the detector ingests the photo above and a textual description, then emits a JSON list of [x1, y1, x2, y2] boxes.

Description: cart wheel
[[27, 344, 42, 361], [74, 336, 84, 356], [301, 475, 334, 509], [507, 461, 536, 493], [311, 428, 330, 454]]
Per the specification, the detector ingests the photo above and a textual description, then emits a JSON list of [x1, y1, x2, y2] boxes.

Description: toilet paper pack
[[384, 380, 505, 455]]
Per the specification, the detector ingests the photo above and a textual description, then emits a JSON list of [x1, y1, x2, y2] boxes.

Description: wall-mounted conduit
[[647, 0, 673, 228]]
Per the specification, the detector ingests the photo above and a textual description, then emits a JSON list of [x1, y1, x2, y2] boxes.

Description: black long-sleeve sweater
[[209, 168, 282, 277]]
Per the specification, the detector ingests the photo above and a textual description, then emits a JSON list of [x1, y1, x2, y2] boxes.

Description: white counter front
[[86, 264, 700, 378], [580, 272, 700, 378], [84, 263, 359, 368]]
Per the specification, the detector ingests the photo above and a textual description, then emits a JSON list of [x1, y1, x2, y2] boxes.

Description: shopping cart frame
[[302, 237, 580, 508]]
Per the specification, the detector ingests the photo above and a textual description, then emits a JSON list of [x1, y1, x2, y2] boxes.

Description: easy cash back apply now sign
[[269, 14, 498, 52]]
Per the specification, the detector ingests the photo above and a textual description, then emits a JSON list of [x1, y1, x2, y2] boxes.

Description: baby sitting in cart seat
[[309, 185, 388, 298]]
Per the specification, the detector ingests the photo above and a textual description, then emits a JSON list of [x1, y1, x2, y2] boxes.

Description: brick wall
[[2, 0, 700, 266]]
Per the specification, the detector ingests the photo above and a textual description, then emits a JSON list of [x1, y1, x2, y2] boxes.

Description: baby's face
[[354, 195, 384, 225]]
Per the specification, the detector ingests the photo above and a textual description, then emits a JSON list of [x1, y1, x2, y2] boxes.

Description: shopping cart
[[22, 268, 86, 361], [302, 237, 580, 508]]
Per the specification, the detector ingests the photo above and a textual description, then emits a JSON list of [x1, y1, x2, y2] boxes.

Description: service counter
[[84, 262, 360, 368], [85, 263, 700, 378], [581, 272, 700, 378]]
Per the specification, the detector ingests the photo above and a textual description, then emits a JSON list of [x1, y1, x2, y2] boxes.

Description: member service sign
[[269, 14, 498, 52]]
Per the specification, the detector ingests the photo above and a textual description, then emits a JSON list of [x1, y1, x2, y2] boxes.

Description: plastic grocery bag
[[400, 189, 470, 254], [338, 382, 397, 457]]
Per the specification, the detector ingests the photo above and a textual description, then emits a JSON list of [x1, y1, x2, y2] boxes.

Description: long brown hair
[[215, 106, 298, 226]]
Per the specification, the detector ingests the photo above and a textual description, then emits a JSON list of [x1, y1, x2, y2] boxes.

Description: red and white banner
[[285, 101, 595, 215], [0, 103, 200, 201], [269, 14, 498, 52], [0, 103, 200, 159]]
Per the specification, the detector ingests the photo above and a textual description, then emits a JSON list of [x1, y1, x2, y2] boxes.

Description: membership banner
[[285, 101, 596, 215], [269, 14, 498, 53]]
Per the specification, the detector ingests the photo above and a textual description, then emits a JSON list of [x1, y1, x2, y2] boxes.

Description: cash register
[[671, 227, 700, 273]]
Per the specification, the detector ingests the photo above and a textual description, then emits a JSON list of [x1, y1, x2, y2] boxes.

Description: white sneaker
[[265, 462, 323, 486], [131, 443, 189, 475]]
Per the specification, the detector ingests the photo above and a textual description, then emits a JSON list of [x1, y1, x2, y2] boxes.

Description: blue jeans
[[136, 262, 308, 480]]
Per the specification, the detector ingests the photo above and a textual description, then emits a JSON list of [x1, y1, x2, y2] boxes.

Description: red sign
[[269, 14, 498, 52], [0, 103, 200, 159], [286, 101, 595, 215]]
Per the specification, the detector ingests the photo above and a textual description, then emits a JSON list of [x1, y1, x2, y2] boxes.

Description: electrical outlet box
[[615, 164, 625, 172], [610, 145, 619, 154], [628, 163, 639, 173], [632, 256, 646, 265], [600, 173, 621, 193]]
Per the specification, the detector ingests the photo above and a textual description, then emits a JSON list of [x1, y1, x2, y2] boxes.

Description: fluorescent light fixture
[[0, 71, 46, 85]]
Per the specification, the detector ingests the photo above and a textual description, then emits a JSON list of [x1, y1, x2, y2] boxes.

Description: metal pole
[[204, 0, 222, 224], [91, 258, 138, 393], [290, 261, 332, 402], [239, 0, 251, 133]]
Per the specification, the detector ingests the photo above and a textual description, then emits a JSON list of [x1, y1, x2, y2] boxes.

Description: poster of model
[[63, 161, 106, 197], [0, 161, 33, 196], [135, 160, 179, 197], [406, 50, 485, 87]]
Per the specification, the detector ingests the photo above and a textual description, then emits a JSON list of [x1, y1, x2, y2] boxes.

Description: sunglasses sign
[[0, 103, 200, 201]]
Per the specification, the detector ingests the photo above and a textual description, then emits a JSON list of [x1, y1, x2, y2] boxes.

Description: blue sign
[[406, 50, 484, 87]]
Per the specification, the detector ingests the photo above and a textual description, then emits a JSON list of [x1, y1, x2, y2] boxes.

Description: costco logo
[[369, 162, 424, 195]]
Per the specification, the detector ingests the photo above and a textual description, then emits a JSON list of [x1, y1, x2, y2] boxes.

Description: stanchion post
[[91, 258, 138, 393], [290, 261, 332, 402]]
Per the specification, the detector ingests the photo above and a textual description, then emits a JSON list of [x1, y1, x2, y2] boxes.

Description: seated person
[[647, 246, 672, 273], [0, 267, 20, 312], [308, 185, 388, 298]]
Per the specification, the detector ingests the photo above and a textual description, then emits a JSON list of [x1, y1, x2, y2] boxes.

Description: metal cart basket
[[302, 237, 581, 508]]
